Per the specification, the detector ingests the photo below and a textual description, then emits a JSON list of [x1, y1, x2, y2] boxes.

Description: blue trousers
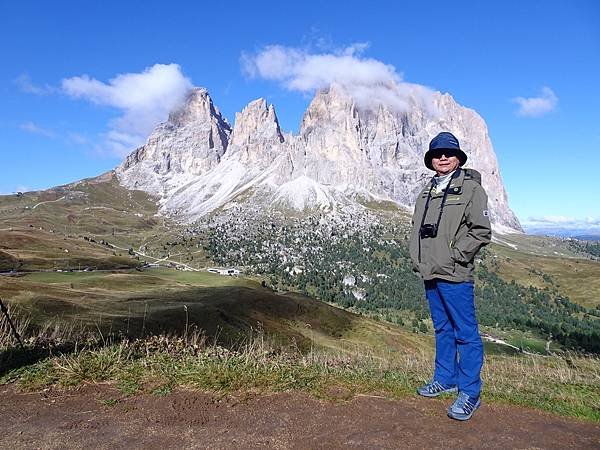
[[424, 279, 483, 398]]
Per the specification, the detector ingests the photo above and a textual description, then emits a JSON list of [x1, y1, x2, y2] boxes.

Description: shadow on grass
[[0, 342, 76, 378], [1, 284, 364, 377]]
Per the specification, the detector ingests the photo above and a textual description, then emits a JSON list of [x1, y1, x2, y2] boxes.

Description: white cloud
[[513, 87, 558, 117], [241, 44, 438, 115], [19, 121, 56, 138], [62, 63, 192, 157]]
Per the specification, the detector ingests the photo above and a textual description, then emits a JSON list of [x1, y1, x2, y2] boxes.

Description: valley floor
[[1, 384, 598, 449]]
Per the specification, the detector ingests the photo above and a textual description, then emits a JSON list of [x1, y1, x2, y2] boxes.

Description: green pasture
[[2, 269, 426, 355]]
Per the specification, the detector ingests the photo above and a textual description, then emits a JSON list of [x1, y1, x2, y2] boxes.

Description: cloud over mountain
[[241, 44, 438, 115], [62, 64, 192, 156]]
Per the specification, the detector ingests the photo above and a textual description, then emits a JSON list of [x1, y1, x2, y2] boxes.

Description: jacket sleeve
[[409, 215, 419, 272], [409, 190, 426, 272], [451, 184, 492, 264]]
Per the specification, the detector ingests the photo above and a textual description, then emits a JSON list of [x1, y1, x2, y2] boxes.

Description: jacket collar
[[427, 168, 465, 195]]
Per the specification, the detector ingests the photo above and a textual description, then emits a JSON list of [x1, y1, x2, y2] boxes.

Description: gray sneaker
[[416, 380, 458, 398], [447, 392, 481, 420]]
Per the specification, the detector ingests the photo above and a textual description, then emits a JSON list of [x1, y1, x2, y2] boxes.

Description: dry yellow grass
[[491, 243, 600, 307]]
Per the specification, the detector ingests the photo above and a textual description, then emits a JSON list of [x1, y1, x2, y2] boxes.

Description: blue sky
[[1, 1, 599, 229]]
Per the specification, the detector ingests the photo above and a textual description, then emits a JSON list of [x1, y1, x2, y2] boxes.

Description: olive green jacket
[[409, 168, 492, 282]]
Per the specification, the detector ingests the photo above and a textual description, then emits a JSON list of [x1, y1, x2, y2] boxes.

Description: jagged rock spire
[[231, 98, 284, 147], [225, 98, 285, 167]]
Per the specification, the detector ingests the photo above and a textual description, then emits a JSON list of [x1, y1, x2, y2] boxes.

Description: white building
[[207, 267, 241, 276]]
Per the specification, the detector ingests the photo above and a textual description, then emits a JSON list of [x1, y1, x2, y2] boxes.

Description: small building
[[207, 267, 241, 276]]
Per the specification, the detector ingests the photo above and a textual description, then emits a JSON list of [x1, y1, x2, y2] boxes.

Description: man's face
[[431, 151, 460, 176]]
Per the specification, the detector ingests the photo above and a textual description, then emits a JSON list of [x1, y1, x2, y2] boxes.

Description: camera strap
[[419, 168, 461, 237]]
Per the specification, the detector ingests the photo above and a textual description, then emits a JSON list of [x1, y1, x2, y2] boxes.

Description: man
[[409, 131, 492, 421]]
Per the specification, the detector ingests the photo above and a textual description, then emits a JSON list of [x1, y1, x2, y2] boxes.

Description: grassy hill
[[0, 171, 159, 237], [0, 176, 424, 358], [1, 269, 424, 356], [489, 240, 600, 308], [0, 175, 599, 421], [0, 172, 213, 272], [2, 269, 598, 422]]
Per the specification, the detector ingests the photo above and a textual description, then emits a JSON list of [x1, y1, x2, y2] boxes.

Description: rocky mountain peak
[[168, 87, 228, 128], [117, 87, 232, 195], [300, 85, 357, 137], [231, 98, 284, 147]]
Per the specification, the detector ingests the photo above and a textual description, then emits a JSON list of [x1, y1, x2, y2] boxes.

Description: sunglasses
[[430, 150, 458, 159]]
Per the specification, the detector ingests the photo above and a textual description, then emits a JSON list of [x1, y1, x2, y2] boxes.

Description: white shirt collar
[[433, 169, 457, 193]]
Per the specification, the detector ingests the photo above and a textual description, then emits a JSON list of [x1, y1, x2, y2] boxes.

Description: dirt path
[[31, 196, 66, 210], [1, 384, 598, 449]]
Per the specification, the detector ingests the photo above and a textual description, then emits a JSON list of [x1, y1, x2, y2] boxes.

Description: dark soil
[[1, 384, 598, 449]]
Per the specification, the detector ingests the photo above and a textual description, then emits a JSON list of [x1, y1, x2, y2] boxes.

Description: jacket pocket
[[429, 233, 455, 277], [450, 246, 468, 265]]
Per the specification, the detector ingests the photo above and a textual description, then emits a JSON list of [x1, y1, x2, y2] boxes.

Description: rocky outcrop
[[116, 85, 521, 231], [118, 88, 231, 196], [227, 98, 285, 166]]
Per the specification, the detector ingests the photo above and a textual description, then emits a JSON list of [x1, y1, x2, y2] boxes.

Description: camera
[[420, 223, 438, 238]]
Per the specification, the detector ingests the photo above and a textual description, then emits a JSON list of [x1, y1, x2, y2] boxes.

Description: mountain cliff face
[[119, 88, 231, 196], [116, 86, 522, 231]]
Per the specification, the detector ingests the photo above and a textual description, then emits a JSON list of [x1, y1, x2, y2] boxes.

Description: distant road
[[32, 196, 66, 210], [0, 267, 144, 276], [108, 242, 200, 272]]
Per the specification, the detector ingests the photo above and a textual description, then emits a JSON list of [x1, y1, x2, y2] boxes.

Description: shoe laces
[[426, 380, 446, 393], [453, 392, 476, 414]]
